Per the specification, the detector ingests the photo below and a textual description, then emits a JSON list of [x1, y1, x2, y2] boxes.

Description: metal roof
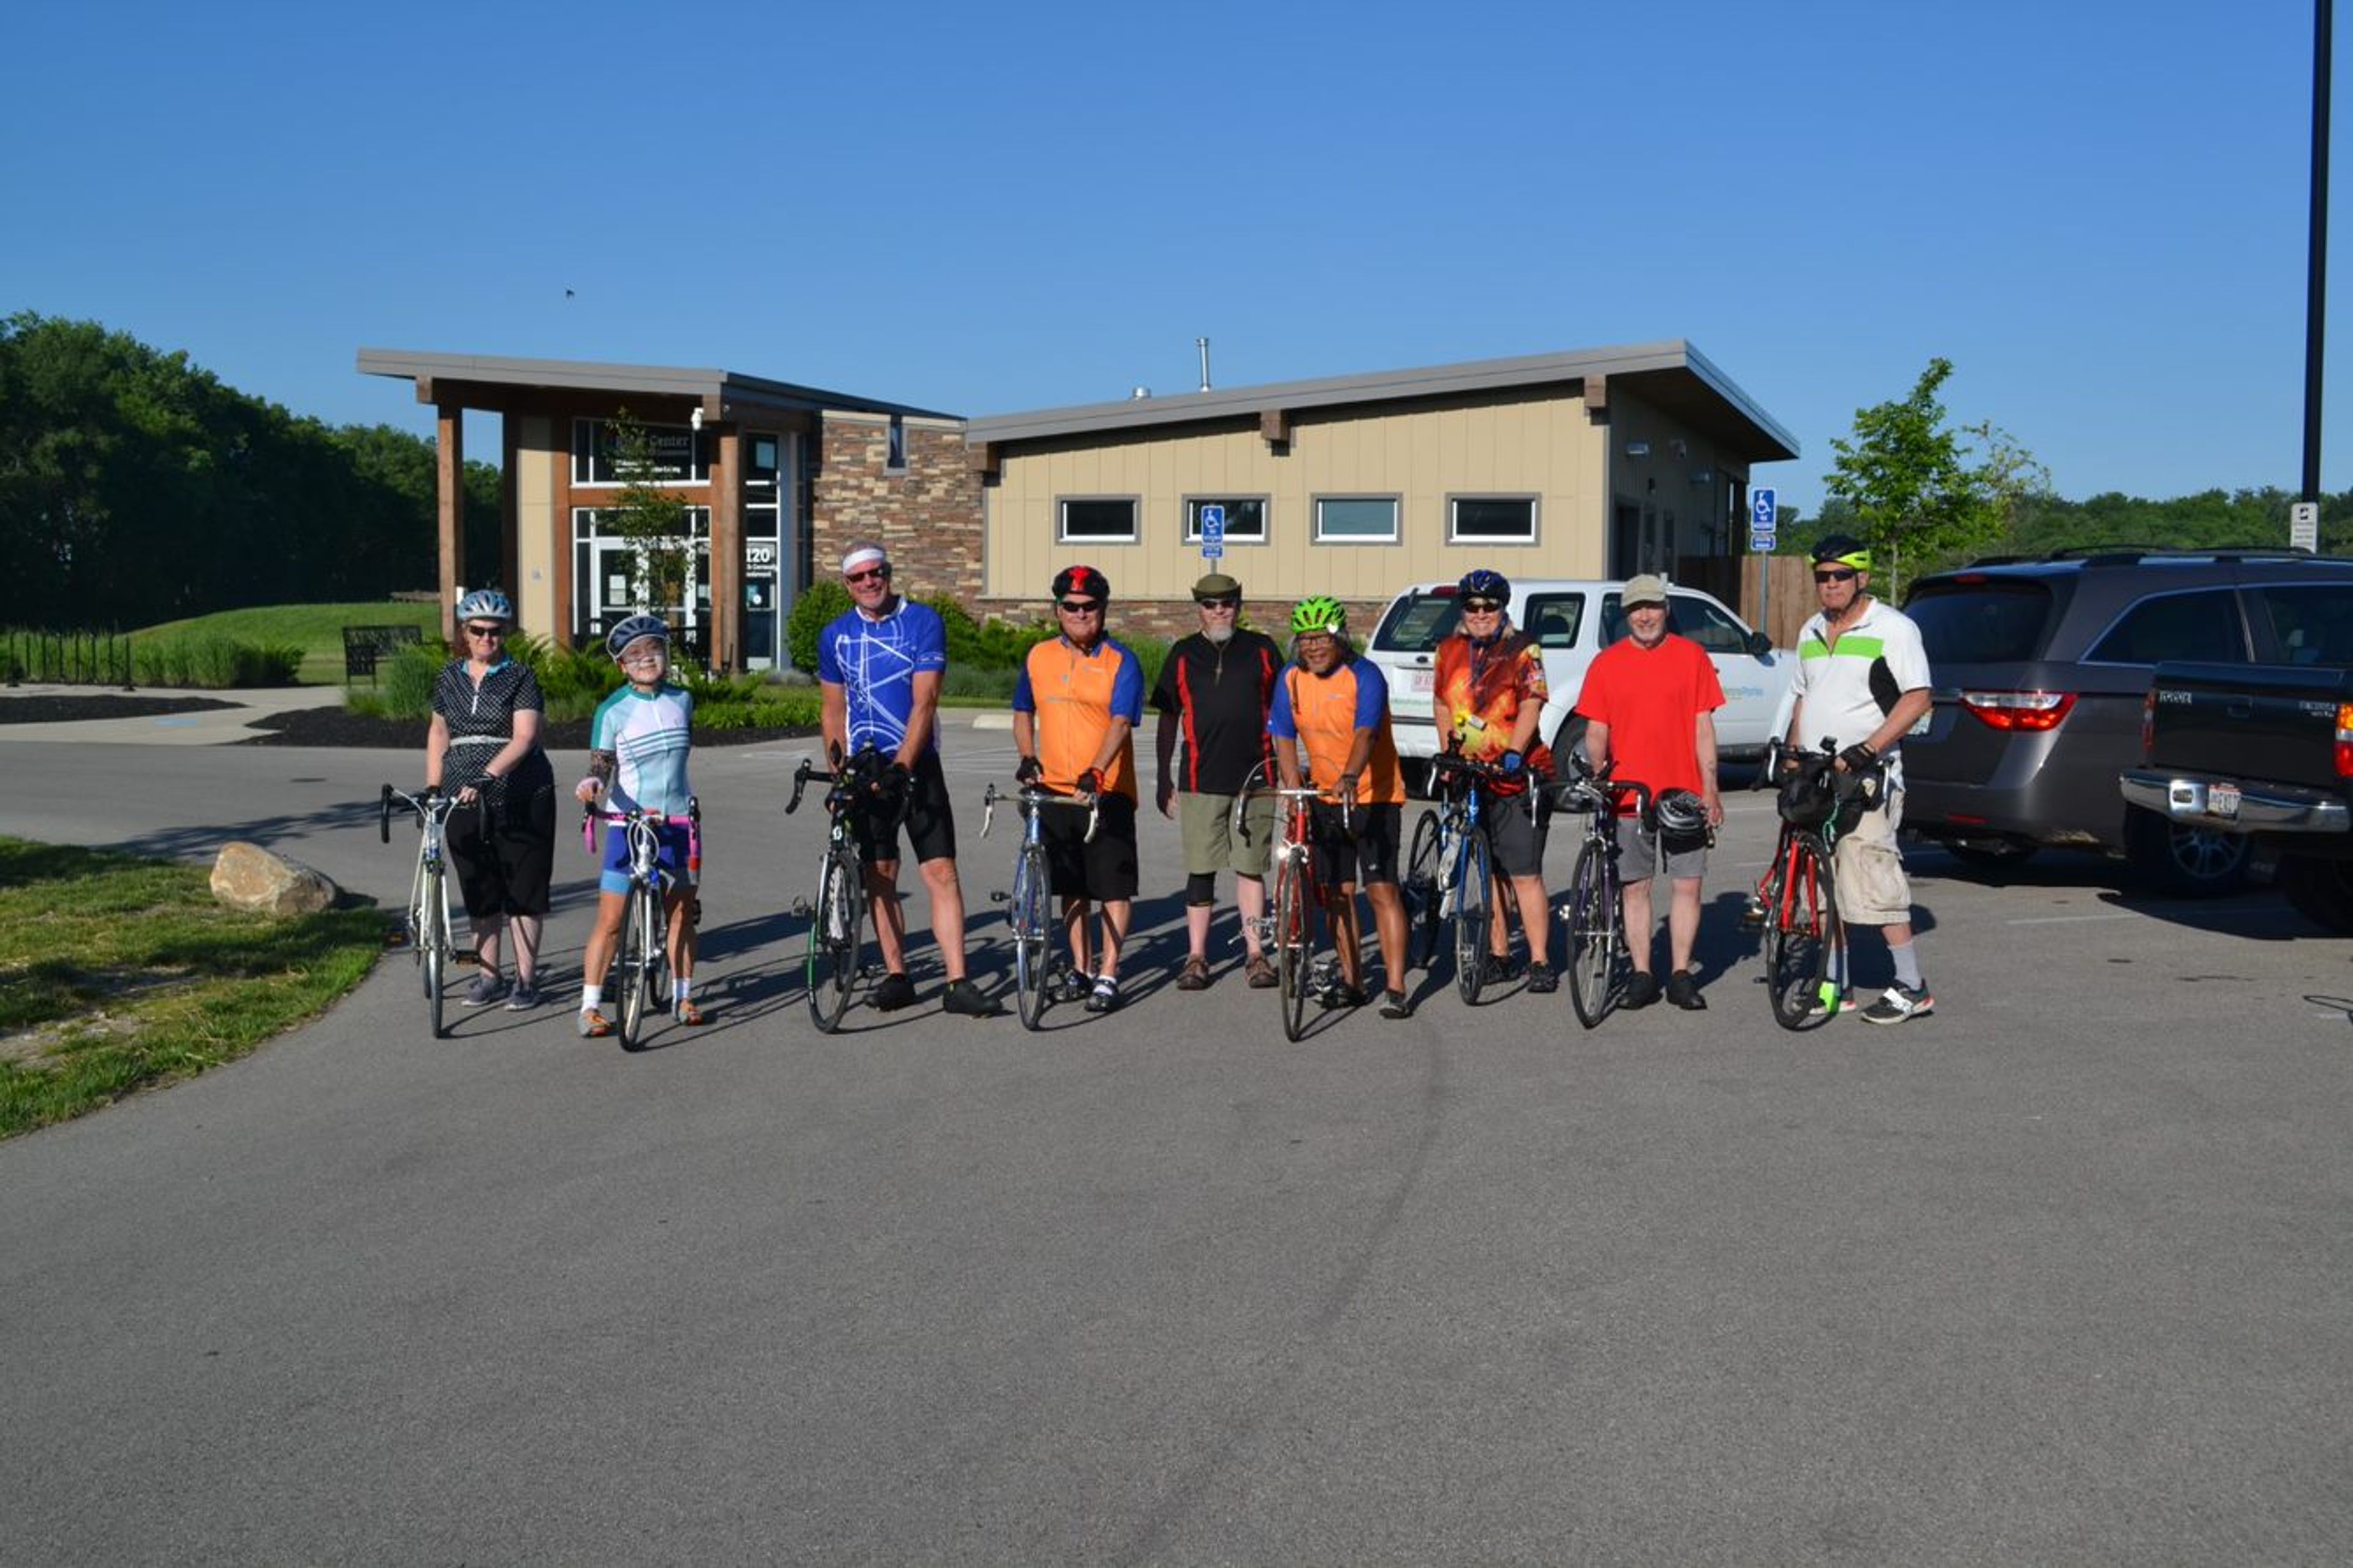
[[355, 349, 959, 422], [964, 339, 1798, 461]]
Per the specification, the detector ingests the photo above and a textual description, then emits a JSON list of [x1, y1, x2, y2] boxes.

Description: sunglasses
[[844, 566, 889, 584], [1461, 599, 1504, 614], [463, 624, 506, 637], [1813, 568, 1859, 583], [1198, 596, 1239, 611], [1058, 599, 1103, 615]]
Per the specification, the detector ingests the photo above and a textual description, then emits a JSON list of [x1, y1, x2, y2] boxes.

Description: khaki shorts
[[1832, 786, 1913, 926], [1178, 790, 1273, 879]]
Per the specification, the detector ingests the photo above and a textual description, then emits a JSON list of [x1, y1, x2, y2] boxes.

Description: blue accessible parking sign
[[1200, 503, 1226, 561]]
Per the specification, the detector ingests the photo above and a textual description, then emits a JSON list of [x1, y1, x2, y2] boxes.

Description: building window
[[1184, 497, 1268, 543], [1058, 496, 1139, 543], [1314, 496, 1399, 543], [1449, 495, 1538, 543], [571, 417, 710, 486], [885, 415, 908, 474]]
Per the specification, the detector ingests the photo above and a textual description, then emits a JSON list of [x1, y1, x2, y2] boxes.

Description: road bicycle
[[1755, 738, 1881, 1032], [582, 798, 700, 1049], [1403, 752, 1515, 1005], [1550, 761, 1656, 1029], [787, 748, 896, 1033], [379, 784, 470, 1039], [1236, 767, 1352, 1040], [979, 780, 1101, 1031]]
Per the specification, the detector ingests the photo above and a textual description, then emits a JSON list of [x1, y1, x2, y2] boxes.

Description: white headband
[[841, 546, 888, 576]]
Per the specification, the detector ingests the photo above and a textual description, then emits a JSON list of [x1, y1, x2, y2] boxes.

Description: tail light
[[2337, 702, 2352, 778], [1960, 690, 2077, 732], [2142, 689, 2156, 759]]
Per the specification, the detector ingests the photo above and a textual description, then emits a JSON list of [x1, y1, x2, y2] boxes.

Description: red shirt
[[1573, 633, 1724, 800]]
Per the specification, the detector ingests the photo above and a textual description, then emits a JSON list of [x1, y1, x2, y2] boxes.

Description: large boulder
[[210, 841, 339, 917]]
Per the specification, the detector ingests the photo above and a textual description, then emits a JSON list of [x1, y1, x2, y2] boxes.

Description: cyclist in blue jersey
[[574, 615, 704, 1036], [816, 539, 999, 1017]]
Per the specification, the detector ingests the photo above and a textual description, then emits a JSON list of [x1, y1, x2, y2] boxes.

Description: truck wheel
[[1547, 714, 1589, 771], [2279, 855, 2353, 933], [2122, 806, 2253, 897]]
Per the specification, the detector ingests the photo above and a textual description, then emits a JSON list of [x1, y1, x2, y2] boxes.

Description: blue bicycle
[[1403, 752, 1512, 1005]]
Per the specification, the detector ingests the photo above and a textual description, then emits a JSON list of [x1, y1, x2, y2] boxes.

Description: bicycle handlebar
[[580, 801, 702, 861], [379, 783, 467, 844], [979, 780, 1102, 844]]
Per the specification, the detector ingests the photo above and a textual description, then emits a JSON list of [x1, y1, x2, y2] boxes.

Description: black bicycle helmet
[[1809, 533, 1872, 571], [1052, 564, 1110, 601], [1654, 787, 1709, 839]]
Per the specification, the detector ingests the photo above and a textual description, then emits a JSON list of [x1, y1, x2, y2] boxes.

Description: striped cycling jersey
[[1791, 597, 1931, 774], [589, 682, 695, 817]]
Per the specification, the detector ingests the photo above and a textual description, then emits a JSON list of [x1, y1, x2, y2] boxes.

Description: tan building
[[965, 341, 1797, 635], [358, 350, 971, 667]]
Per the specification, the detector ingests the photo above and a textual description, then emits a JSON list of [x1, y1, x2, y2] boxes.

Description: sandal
[[1175, 955, 1211, 991], [1244, 954, 1278, 989], [577, 1010, 613, 1039], [673, 999, 708, 1026]]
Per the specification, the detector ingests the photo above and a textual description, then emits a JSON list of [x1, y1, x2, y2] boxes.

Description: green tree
[[1821, 358, 2047, 593], [601, 408, 693, 617]]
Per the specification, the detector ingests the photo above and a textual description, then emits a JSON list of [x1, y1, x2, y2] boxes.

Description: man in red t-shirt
[[1573, 575, 1725, 1010]]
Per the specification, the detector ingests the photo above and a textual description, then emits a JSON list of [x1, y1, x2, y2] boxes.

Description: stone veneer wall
[[969, 597, 1390, 645], [811, 419, 984, 604]]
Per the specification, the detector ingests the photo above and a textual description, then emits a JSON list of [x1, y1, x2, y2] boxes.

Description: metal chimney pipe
[[1196, 336, 1211, 393]]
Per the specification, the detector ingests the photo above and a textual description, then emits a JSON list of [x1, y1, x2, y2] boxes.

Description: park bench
[[343, 623, 423, 683]]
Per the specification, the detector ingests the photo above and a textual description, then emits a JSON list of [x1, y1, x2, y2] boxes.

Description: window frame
[[1446, 493, 1540, 546], [570, 417, 710, 487], [1313, 494, 1402, 545], [1055, 494, 1142, 545]]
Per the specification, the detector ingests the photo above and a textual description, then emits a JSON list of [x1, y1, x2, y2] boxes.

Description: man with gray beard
[[1151, 573, 1284, 990]]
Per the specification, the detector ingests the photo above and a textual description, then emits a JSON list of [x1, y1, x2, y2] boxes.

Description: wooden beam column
[[437, 403, 466, 642], [499, 415, 520, 624], [711, 425, 742, 673]]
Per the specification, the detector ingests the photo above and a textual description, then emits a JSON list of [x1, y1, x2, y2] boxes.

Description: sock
[[673, 976, 691, 1002], [580, 985, 602, 1011], [1890, 941, 1925, 991]]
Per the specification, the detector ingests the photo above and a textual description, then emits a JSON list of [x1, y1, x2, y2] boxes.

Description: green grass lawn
[[133, 602, 443, 685], [0, 837, 389, 1137]]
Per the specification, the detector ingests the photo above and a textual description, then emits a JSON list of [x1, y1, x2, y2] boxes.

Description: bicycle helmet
[[1456, 568, 1510, 603], [454, 588, 513, 624], [605, 613, 672, 660], [1290, 596, 1347, 636], [1809, 533, 1873, 572], [1654, 787, 1709, 839], [1051, 564, 1109, 602]]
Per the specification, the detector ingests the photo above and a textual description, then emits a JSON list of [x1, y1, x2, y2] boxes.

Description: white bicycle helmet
[[1654, 787, 1710, 839], [454, 588, 513, 624]]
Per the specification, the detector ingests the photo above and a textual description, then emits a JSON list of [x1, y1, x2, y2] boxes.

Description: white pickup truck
[[1363, 578, 1797, 775]]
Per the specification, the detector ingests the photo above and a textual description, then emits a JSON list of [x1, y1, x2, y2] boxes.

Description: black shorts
[[1309, 801, 1401, 888], [851, 751, 958, 866], [1480, 785, 1550, 879], [446, 786, 555, 919], [1042, 793, 1140, 902]]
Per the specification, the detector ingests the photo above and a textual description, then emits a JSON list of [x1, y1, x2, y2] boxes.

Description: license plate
[[2207, 782, 2241, 819], [1409, 669, 1434, 695]]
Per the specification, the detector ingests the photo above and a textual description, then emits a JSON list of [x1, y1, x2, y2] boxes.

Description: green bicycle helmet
[[1290, 596, 1347, 636]]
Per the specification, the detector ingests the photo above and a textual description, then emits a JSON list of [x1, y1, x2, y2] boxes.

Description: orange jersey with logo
[[1271, 654, 1406, 805], [1014, 635, 1145, 800]]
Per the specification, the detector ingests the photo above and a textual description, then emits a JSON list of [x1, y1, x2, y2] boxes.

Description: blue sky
[[4, 0, 2343, 515]]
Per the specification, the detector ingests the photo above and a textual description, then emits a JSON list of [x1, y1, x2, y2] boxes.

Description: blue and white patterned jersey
[[589, 682, 695, 817], [817, 599, 948, 756]]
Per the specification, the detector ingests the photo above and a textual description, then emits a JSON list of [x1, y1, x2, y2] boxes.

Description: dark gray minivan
[[1899, 548, 2353, 892]]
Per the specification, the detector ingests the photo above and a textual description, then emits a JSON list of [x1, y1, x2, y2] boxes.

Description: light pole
[[2304, 0, 2332, 503]]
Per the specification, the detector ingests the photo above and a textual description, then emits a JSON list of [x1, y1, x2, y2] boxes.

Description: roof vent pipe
[[1196, 336, 1211, 393], [1131, 387, 1152, 400]]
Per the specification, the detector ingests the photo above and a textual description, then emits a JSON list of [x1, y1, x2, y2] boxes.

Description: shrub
[[786, 581, 852, 673], [695, 689, 823, 730], [131, 635, 303, 688], [367, 641, 449, 721]]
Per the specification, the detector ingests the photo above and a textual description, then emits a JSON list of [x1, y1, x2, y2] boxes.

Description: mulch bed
[[0, 694, 243, 724], [238, 706, 819, 749]]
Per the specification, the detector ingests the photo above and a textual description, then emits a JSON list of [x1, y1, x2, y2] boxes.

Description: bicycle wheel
[[1271, 852, 1313, 1041], [1453, 830, 1493, 1006], [1768, 839, 1844, 1032], [1403, 810, 1442, 971], [806, 849, 863, 1033], [421, 865, 447, 1040], [1012, 843, 1052, 1031], [620, 882, 656, 1048], [1566, 838, 1617, 1029]]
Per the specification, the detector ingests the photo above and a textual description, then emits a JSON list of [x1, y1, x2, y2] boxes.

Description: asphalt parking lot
[[2, 730, 2348, 1564]]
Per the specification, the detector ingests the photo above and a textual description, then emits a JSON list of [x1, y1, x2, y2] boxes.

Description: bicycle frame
[[380, 784, 468, 1039], [981, 780, 1101, 1029], [1423, 753, 1510, 1004], [1754, 738, 1866, 1031], [1550, 763, 1654, 1028]]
